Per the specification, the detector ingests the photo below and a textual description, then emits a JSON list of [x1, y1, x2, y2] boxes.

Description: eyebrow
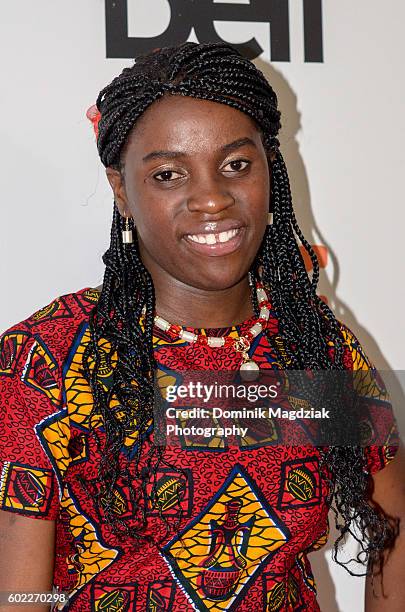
[[142, 137, 257, 163]]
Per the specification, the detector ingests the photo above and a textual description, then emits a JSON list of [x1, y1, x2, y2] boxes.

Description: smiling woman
[[0, 42, 404, 612]]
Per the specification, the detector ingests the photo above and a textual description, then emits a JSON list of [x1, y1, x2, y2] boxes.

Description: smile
[[183, 227, 245, 256], [187, 228, 240, 244]]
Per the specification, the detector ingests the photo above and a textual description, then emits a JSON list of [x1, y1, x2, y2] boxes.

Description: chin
[[182, 264, 252, 292]]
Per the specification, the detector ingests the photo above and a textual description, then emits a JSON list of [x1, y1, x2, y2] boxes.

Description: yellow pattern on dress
[[55, 484, 120, 610]]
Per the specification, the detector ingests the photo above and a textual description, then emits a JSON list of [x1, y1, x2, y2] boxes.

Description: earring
[[267, 212, 273, 225], [122, 216, 134, 244]]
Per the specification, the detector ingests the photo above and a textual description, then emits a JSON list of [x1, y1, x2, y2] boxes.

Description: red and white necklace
[[143, 279, 271, 377]]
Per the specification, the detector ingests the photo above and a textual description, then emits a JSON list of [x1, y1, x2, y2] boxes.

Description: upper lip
[[182, 220, 244, 237]]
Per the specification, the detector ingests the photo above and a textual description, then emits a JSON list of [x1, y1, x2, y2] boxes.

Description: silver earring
[[267, 212, 273, 225], [122, 216, 134, 244]]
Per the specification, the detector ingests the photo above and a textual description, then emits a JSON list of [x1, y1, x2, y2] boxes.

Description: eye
[[222, 159, 251, 173], [153, 170, 183, 182]]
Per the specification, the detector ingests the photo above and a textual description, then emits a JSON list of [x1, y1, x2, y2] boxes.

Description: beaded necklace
[[142, 277, 271, 379]]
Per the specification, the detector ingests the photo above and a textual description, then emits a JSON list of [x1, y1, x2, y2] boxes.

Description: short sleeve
[[339, 323, 400, 475], [0, 324, 65, 520]]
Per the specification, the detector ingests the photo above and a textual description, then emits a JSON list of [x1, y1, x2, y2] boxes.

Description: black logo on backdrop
[[105, 0, 323, 62]]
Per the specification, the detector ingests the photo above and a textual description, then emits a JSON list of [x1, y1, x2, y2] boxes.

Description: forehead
[[124, 95, 262, 156]]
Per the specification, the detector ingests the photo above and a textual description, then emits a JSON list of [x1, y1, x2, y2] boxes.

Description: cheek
[[131, 198, 179, 258], [246, 160, 270, 200], [125, 179, 173, 236], [239, 174, 270, 217], [135, 208, 172, 245]]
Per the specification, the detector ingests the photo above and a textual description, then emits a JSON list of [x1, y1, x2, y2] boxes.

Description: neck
[[151, 274, 254, 329]]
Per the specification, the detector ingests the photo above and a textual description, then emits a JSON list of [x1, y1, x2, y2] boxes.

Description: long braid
[[258, 151, 395, 574], [82, 42, 397, 570]]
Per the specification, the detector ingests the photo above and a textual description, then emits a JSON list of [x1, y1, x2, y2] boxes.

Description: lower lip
[[183, 228, 246, 257]]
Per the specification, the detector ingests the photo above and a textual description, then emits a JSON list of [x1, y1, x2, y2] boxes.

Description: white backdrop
[[1, 2, 404, 610]]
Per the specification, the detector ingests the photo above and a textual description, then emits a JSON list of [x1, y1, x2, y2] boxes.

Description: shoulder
[[0, 285, 101, 374]]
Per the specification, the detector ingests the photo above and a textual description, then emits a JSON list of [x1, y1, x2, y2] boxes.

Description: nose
[[186, 177, 235, 216]]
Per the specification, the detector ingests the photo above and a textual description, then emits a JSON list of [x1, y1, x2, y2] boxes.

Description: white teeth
[[218, 231, 230, 243], [187, 228, 239, 245]]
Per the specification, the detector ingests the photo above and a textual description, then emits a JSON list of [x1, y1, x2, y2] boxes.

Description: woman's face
[[107, 95, 271, 291]]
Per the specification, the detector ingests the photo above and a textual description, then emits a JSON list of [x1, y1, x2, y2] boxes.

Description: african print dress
[[0, 286, 398, 611]]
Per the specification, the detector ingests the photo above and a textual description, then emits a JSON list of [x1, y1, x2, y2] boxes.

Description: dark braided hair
[[81, 42, 397, 577]]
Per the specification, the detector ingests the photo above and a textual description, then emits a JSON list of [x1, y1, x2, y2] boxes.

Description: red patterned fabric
[[0, 286, 398, 611]]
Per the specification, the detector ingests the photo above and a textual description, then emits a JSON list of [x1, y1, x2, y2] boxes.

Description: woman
[[0, 42, 404, 611]]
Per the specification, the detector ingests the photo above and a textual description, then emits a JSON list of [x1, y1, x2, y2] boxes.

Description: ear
[[106, 167, 131, 217]]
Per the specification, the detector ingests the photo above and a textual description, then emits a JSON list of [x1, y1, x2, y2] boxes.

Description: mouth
[[183, 227, 246, 256]]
